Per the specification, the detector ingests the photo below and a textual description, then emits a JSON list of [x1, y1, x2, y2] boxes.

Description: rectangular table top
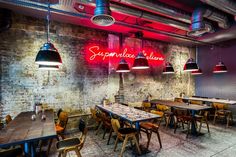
[[96, 103, 160, 123], [150, 100, 212, 111], [0, 110, 57, 148], [176, 97, 236, 105]]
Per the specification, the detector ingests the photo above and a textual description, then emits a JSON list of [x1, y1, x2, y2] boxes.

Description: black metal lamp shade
[[191, 68, 203, 75], [116, 58, 130, 73], [38, 65, 59, 70], [213, 62, 227, 73], [132, 52, 149, 69], [183, 58, 199, 71], [35, 42, 62, 66], [163, 62, 174, 74], [91, 0, 115, 26]]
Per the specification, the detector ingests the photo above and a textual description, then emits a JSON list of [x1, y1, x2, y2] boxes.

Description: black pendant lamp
[[183, 58, 198, 72], [116, 34, 130, 73], [132, 32, 149, 70], [91, 0, 115, 26], [35, 2, 62, 66], [213, 62, 227, 73], [163, 62, 174, 74]]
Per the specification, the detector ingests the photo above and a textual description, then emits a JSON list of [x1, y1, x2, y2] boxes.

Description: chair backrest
[[111, 118, 121, 135], [57, 108, 63, 118], [174, 108, 189, 117], [212, 102, 228, 110], [58, 111, 68, 129], [90, 108, 98, 119], [174, 98, 183, 102], [190, 100, 203, 105], [156, 104, 169, 111], [150, 110, 164, 117], [5, 115, 12, 125], [142, 102, 151, 108]]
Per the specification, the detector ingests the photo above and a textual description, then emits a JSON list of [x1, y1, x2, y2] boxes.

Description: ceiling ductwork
[[201, 0, 236, 16], [111, 0, 191, 24], [77, 0, 189, 31], [188, 6, 230, 37], [91, 0, 115, 26]]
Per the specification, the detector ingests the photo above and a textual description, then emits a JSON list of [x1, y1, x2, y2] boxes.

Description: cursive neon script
[[88, 46, 164, 61]]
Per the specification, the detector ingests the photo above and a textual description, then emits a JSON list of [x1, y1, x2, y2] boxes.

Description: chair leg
[[58, 151, 62, 157], [205, 119, 210, 133], [156, 129, 162, 148], [96, 122, 103, 135], [103, 128, 107, 139], [133, 135, 141, 155], [198, 119, 203, 133], [114, 136, 119, 151], [174, 121, 178, 133], [186, 121, 191, 138], [213, 112, 217, 125], [146, 131, 152, 149], [107, 128, 113, 145], [62, 151, 67, 157], [75, 148, 82, 157], [47, 138, 53, 156], [227, 113, 231, 128], [120, 135, 129, 157]]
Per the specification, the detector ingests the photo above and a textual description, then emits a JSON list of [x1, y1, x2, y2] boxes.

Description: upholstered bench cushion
[[57, 138, 80, 149], [118, 128, 137, 134]]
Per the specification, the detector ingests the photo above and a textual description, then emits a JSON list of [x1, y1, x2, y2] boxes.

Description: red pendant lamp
[[191, 69, 203, 75], [213, 62, 227, 73], [163, 62, 174, 74], [132, 32, 149, 70], [116, 34, 130, 73]]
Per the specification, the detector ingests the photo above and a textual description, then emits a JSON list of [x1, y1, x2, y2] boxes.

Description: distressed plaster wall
[[0, 12, 195, 119]]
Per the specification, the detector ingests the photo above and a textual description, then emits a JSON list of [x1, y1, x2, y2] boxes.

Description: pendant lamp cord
[[47, 1, 51, 43], [119, 33, 123, 56]]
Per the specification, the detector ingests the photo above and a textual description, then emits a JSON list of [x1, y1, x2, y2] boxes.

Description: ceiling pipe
[[78, 1, 189, 31], [110, 0, 191, 24], [201, 0, 236, 16], [0, 0, 211, 45]]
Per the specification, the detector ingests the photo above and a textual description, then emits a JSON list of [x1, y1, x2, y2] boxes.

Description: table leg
[[190, 110, 197, 135], [135, 122, 140, 144], [24, 142, 36, 157]]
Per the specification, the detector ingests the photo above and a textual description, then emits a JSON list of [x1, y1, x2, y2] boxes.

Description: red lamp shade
[[183, 58, 199, 72], [116, 58, 130, 73], [132, 52, 149, 70], [191, 69, 203, 75], [163, 62, 174, 74], [213, 62, 227, 73]]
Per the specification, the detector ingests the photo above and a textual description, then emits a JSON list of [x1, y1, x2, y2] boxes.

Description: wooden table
[[96, 104, 160, 130], [0, 110, 57, 157], [176, 97, 236, 105], [150, 100, 211, 135]]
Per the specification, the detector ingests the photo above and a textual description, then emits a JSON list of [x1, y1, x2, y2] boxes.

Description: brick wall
[[0, 12, 195, 119]]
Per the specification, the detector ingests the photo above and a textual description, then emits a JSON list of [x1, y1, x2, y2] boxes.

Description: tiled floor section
[[48, 123, 236, 157]]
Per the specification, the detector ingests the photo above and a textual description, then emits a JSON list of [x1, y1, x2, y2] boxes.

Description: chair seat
[[55, 125, 64, 132], [140, 122, 159, 130], [0, 147, 22, 157], [56, 138, 81, 149], [164, 111, 173, 115], [118, 128, 137, 134]]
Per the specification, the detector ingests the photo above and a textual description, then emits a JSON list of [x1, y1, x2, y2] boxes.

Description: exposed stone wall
[[0, 12, 195, 120]]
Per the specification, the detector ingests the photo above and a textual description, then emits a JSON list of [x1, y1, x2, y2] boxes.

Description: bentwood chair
[[5, 115, 12, 125], [156, 104, 173, 127], [99, 112, 113, 145], [111, 118, 141, 157], [90, 107, 102, 134], [142, 102, 151, 112], [212, 102, 233, 127], [140, 111, 162, 149], [57, 118, 87, 157], [56, 111, 69, 140], [195, 111, 210, 133]]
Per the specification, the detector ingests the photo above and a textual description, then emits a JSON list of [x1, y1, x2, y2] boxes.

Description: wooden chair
[[140, 111, 162, 149], [56, 111, 68, 140], [57, 118, 87, 157], [142, 102, 151, 112], [90, 107, 102, 135], [156, 104, 173, 127], [190, 100, 203, 105], [174, 98, 183, 103], [212, 102, 233, 127], [99, 112, 113, 145], [111, 118, 141, 157], [173, 108, 193, 138], [195, 111, 210, 133], [5, 115, 12, 125]]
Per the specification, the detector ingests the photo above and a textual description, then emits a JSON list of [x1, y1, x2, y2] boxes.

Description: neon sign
[[85, 45, 165, 66]]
